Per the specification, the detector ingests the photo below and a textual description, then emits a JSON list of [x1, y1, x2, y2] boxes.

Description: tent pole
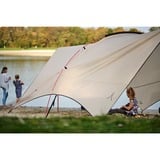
[[57, 95, 59, 112], [45, 95, 57, 118]]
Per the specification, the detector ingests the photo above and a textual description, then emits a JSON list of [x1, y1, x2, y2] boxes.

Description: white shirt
[[0, 73, 11, 91]]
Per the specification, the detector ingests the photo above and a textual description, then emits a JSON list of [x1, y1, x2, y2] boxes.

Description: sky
[[0, 1, 159, 160], [0, 0, 159, 32]]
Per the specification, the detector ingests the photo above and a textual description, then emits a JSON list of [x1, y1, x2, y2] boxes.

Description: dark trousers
[[108, 108, 127, 115]]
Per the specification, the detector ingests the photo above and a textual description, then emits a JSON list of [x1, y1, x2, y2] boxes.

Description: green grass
[[0, 114, 160, 133]]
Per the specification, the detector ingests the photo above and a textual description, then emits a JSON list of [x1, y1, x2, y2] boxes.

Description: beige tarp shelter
[[15, 30, 160, 116]]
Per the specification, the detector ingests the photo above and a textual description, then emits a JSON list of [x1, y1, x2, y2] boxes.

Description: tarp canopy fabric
[[15, 30, 160, 116]]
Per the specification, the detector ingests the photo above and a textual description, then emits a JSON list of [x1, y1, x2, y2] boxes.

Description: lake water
[[0, 54, 159, 114], [0, 54, 84, 109]]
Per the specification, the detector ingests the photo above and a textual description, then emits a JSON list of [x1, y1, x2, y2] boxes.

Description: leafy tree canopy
[[0, 27, 143, 49]]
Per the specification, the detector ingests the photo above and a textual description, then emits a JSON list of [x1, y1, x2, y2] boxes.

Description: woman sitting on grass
[[108, 87, 138, 116]]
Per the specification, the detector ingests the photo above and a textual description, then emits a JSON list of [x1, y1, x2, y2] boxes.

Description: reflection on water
[[0, 56, 49, 61], [0, 56, 48, 105], [0, 55, 81, 108]]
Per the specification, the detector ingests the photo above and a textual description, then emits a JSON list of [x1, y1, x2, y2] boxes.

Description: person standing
[[0, 67, 11, 105], [13, 74, 24, 102]]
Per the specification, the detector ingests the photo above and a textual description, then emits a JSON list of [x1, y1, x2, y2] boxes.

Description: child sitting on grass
[[108, 87, 138, 116]]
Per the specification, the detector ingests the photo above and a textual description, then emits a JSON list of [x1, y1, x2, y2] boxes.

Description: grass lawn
[[0, 114, 159, 133]]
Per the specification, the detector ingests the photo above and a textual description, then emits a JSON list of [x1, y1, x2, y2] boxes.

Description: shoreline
[[0, 106, 90, 118], [0, 105, 159, 118], [0, 50, 55, 57]]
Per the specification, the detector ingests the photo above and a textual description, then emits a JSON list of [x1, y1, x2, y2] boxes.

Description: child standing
[[13, 74, 24, 102]]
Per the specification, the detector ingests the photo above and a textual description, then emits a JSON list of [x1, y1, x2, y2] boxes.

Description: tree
[[129, 28, 139, 32], [0, 27, 142, 49], [149, 27, 160, 32], [113, 27, 124, 33]]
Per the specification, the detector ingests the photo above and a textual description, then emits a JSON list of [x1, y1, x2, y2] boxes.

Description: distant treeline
[[0, 27, 158, 49]]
